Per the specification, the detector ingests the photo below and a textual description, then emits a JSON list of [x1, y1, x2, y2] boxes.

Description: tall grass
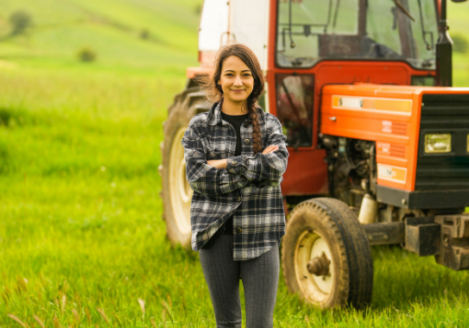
[[1, 67, 469, 327]]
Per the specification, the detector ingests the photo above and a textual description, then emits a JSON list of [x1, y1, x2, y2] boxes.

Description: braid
[[247, 99, 262, 154]]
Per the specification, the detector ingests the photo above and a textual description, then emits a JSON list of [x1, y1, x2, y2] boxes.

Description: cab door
[[267, 73, 328, 195]]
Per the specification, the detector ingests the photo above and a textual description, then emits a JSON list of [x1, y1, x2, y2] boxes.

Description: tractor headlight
[[424, 134, 451, 153]]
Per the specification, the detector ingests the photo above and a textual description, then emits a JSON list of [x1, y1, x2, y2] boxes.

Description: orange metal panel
[[321, 84, 469, 192]]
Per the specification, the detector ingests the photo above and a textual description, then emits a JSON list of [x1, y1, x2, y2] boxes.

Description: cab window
[[275, 74, 314, 148]]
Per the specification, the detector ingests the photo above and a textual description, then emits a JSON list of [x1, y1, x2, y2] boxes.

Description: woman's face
[[218, 55, 254, 104]]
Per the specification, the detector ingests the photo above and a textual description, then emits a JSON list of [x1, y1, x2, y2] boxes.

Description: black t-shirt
[[201, 111, 249, 249], [221, 111, 250, 156], [220, 111, 249, 234]]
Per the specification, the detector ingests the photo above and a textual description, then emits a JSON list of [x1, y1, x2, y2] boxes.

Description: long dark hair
[[201, 44, 265, 153]]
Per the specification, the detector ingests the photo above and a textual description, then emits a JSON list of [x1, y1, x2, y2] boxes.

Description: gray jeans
[[199, 234, 280, 328]]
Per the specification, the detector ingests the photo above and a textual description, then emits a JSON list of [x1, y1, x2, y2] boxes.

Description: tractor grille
[[415, 94, 469, 191]]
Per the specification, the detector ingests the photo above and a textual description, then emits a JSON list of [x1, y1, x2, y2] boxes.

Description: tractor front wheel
[[281, 198, 373, 309], [160, 90, 207, 249]]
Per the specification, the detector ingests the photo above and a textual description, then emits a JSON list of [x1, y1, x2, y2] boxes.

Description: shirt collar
[[207, 101, 265, 126]]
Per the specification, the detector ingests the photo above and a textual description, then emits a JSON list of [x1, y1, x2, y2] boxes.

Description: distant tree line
[[9, 10, 33, 36]]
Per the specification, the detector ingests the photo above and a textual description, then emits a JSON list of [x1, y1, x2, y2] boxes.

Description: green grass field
[[1, 0, 469, 327]]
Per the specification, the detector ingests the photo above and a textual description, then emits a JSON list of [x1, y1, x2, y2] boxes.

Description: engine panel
[[321, 84, 469, 192]]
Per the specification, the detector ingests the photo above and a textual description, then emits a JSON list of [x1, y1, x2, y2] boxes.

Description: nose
[[234, 74, 243, 86]]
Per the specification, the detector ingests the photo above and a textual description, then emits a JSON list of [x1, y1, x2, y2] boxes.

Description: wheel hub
[[294, 230, 334, 304], [307, 252, 331, 276]]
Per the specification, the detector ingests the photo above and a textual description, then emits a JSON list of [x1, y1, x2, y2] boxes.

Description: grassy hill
[[0, 0, 201, 77], [0, 0, 468, 81]]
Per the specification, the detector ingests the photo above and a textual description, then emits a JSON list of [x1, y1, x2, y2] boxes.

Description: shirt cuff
[[226, 156, 245, 175], [232, 174, 249, 190]]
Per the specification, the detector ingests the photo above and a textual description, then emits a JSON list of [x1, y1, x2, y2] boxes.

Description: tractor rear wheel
[[160, 89, 208, 250], [281, 197, 373, 309]]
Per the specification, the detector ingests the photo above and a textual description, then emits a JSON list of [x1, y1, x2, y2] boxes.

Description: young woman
[[181, 44, 289, 328]]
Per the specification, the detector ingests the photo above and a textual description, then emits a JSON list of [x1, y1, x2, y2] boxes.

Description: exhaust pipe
[[358, 194, 378, 224]]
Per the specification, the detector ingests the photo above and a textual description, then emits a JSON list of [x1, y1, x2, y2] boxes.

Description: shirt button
[[236, 228, 242, 233], [236, 197, 242, 202], [244, 139, 250, 144]]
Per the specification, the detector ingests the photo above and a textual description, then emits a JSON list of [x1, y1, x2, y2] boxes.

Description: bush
[[77, 47, 97, 62], [140, 28, 150, 40], [9, 10, 33, 36], [452, 34, 468, 54]]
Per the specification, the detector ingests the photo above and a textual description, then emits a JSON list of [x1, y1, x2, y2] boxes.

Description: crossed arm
[[182, 117, 289, 197], [206, 145, 279, 169], [223, 118, 289, 187], [182, 133, 250, 197]]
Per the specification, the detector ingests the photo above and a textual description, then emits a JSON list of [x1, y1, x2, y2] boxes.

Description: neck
[[221, 98, 249, 115]]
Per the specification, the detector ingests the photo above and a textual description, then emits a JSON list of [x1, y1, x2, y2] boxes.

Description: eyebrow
[[224, 69, 251, 73]]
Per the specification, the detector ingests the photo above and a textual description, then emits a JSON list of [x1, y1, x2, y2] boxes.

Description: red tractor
[[160, 0, 469, 308]]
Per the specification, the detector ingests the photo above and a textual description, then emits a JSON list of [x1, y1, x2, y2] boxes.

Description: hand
[[207, 159, 227, 169], [262, 145, 279, 154]]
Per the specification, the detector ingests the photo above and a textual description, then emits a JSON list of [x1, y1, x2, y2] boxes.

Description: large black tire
[[160, 88, 210, 249], [281, 197, 373, 309]]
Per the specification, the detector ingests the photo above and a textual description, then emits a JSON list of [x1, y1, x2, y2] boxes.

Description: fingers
[[262, 145, 279, 154], [263, 146, 277, 154]]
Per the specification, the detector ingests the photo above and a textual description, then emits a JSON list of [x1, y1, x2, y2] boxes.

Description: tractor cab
[[269, 0, 446, 197], [277, 0, 438, 71]]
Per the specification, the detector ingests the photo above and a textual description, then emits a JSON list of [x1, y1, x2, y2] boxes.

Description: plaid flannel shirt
[[182, 102, 289, 261]]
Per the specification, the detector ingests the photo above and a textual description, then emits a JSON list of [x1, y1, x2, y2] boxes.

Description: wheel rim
[[169, 128, 192, 235], [294, 230, 334, 305]]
